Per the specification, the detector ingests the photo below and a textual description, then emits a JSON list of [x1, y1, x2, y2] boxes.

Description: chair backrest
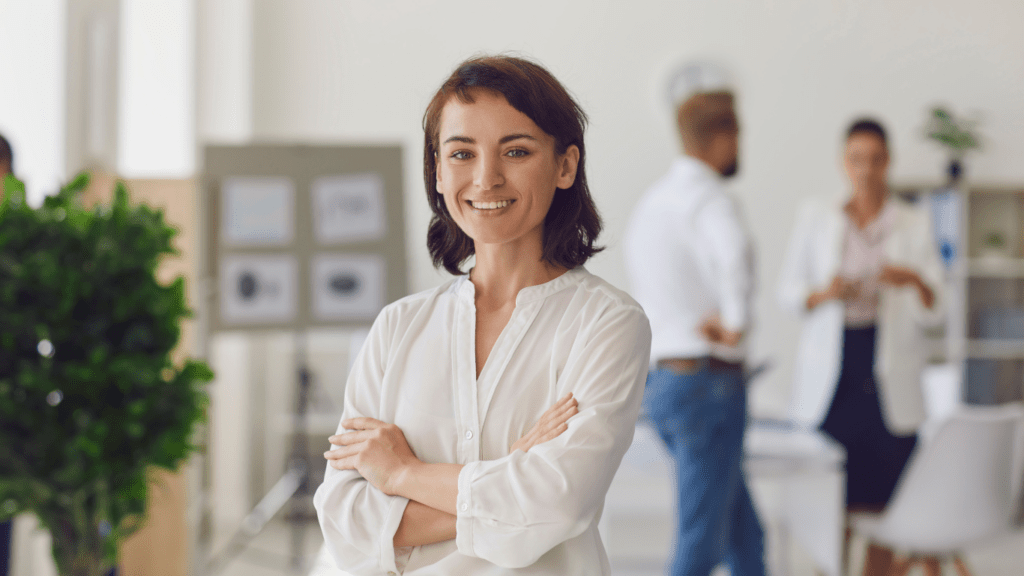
[[874, 404, 1024, 552]]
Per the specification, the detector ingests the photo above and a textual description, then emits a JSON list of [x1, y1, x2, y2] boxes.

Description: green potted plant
[[0, 173, 213, 576], [925, 106, 981, 183]]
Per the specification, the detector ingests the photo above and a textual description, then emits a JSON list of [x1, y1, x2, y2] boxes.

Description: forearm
[[393, 500, 456, 547], [396, 462, 462, 515]]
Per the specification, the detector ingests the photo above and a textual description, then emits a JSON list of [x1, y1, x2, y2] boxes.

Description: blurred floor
[[213, 509, 1024, 576], [215, 519, 324, 576]]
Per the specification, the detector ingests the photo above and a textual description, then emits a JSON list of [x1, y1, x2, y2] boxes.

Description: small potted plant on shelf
[[978, 230, 1010, 263], [0, 173, 213, 576], [925, 106, 981, 184]]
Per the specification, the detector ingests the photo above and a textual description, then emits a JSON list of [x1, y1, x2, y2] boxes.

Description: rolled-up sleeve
[[313, 309, 411, 575], [454, 304, 652, 568]]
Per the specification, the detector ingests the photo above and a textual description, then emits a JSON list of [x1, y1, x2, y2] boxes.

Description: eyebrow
[[441, 133, 539, 145]]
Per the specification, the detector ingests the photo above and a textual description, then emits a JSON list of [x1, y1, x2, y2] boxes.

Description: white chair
[[850, 404, 1024, 576]]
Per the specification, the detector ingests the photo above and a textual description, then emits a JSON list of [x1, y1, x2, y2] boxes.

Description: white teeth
[[472, 200, 511, 210]]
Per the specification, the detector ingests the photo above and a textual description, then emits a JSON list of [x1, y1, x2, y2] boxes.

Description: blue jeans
[[643, 366, 766, 576]]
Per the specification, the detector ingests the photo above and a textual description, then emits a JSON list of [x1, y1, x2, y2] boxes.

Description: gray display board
[[201, 144, 407, 332]]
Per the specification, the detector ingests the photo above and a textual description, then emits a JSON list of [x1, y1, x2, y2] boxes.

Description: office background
[[2, 1, 1023, 574]]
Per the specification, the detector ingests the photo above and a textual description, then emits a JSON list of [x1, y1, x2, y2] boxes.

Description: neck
[[846, 186, 887, 226], [470, 235, 567, 308], [684, 149, 721, 176]]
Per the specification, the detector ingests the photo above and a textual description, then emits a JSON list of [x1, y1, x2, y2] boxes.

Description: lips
[[469, 199, 514, 210]]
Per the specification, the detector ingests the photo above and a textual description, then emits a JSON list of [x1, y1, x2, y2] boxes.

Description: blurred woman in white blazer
[[778, 118, 945, 575]]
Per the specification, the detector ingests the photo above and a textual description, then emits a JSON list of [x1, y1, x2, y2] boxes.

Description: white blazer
[[778, 197, 946, 434]]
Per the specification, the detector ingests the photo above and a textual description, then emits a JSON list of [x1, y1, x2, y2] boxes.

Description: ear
[[556, 145, 580, 190], [434, 153, 443, 190]]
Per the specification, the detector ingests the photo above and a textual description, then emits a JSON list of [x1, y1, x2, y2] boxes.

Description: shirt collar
[[454, 266, 586, 305], [846, 198, 897, 244], [672, 154, 723, 183]]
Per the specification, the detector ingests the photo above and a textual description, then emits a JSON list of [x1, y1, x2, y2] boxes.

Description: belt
[[656, 356, 744, 374]]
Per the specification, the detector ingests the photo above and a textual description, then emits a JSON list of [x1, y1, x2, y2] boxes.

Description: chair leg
[[885, 556, 915, 576], [953, 554, 975, 576], [863, 542, 898, 576], [922, 556, 942, 576]]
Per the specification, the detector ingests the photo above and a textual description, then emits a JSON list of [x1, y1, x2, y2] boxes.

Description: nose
[[474, 153, 505, 190]]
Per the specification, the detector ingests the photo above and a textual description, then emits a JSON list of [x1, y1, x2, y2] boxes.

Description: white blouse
[[313, 267, 651, 575], [838, 201, 896, 327]]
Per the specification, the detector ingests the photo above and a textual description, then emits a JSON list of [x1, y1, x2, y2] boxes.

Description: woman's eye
[[506, 148, 529, 158], [450, 150, 472, 160]]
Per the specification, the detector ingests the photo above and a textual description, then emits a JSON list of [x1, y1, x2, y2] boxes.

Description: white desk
[[601, 421, 846, 576]]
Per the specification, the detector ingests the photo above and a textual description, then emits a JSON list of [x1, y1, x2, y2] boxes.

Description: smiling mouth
[[468, 199, 514, 210]]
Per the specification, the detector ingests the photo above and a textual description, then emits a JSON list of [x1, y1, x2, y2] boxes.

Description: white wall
[[118, 0, 196, 177], [221, 0, 1024, 417], [0, 0, 66, 205], [196, 0, 253, 143]]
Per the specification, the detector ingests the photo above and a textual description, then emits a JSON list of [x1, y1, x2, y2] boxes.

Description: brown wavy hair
[[422, 55, 603, 276]]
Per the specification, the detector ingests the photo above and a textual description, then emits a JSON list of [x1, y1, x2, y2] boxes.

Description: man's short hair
[[676, 92, 738, 153], [846, 118, 888, 148], [0, 132, 12, 174]]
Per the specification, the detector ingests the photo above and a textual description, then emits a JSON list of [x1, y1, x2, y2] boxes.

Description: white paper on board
[[312, 173, 386, 244], [311, 254, 385, 321], [221, 176, 295, 245], [220, 255, 298, 324]]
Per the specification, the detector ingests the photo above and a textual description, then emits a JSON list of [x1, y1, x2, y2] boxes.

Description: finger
[[550, 399, 579, 424], [538, 398, 577, 428], [540, 404, 578, 434], [339, 417, 385, 431], [324, 445, 358, 460], [546, 392, 574, 414], [328, 455, 357, 471], [328, 430, 372, 446], [536, 423, 569, 445]]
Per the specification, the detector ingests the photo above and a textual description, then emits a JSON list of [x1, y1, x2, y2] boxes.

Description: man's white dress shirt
[[313, 267, 651, 575], [623, 155, 755, 363]]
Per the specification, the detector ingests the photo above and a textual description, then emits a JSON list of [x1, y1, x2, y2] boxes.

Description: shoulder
[[572, 269, 649, 326], [890, 197, 928, 222], [374, 276, 461, 329]]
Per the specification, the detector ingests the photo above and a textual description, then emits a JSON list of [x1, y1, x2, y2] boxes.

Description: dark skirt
[[820, 326, 918, 509]]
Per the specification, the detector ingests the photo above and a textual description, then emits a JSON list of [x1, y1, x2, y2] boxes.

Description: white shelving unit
[[896, 183, 1024, 405]]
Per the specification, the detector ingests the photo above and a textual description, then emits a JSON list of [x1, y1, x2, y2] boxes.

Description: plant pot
[[947, 158, 963, 185], [45, 515, 114, 576]]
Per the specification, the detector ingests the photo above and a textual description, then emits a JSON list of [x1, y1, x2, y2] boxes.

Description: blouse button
[[460, 502, 469, 512], [465, 430, 474, 440]]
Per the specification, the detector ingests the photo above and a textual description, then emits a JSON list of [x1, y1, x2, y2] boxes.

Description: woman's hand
[[510, 392, 578, 454], [879, 265, 934, 308], [325, 418, 420, 496], [806, 276, 860, 310]]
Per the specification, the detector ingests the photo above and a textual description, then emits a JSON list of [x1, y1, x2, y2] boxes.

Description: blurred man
[[0, 130, 12, 576], [623, 62, 765, 576]]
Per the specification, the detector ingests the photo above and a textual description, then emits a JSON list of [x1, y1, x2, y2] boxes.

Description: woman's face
[[843, 132, 889, 197], [435, 89, 578, 252]]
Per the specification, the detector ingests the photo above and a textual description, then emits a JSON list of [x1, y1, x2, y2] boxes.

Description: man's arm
[[700, 195, 755, 339]]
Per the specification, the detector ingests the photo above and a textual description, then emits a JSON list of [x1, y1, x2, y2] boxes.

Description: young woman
[[313, 55, 651, 575], [778, 119, 945, 575]]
